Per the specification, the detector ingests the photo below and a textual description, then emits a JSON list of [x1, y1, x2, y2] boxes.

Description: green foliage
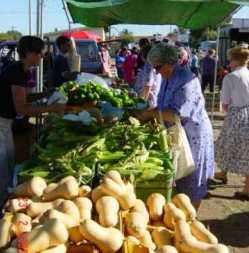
[[0, 30, 22, 41], [119, 29, 134, 46], [190, 27, 217, 48]]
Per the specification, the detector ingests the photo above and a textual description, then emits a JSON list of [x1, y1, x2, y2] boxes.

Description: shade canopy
[[65, 0, 249, 29]]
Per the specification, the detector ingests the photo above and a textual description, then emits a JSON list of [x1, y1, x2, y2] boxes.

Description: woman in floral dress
[[216, 47, 249, 200], [136, 43, 214, 209]]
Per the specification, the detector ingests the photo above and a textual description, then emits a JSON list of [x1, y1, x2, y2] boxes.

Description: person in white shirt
[[216, 47, 249, 200]]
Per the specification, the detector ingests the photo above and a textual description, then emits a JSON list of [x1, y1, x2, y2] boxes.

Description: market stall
[[2, 1, 249, 253], [0, 78, 228, 253]]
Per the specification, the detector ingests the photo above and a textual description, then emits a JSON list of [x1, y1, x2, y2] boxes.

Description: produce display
[[19, 116, 174, 185], [2, 170, 229, 253], [60, 80, 144, 108]]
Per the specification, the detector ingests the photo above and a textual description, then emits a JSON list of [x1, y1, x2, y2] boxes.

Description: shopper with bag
[[136, 43, 214, 209]]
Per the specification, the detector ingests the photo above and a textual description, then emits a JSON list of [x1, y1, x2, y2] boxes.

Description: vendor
[[134, 45, 162, 109], [52, 35, 78, 87], [0, 36, 65, 209], [136, 43, 214, 210]]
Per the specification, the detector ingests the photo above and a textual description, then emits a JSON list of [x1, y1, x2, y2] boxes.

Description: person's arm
[[27, 89, 55, 102], [135, 108, 175, 123], [220, 75, 231, 113], [140, 66, 154, 99], [140, 85, 151, 100], [12, 85, 65, 116], [222, 104, 229, 113]]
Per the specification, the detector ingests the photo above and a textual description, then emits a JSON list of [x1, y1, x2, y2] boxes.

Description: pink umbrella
[[63, 30, 101, 42]]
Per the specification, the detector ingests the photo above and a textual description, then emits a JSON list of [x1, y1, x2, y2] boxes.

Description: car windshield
[[77, 42, 100, 62]]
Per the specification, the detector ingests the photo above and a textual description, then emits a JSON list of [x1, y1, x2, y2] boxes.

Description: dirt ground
[[198, 119, 249, 253]]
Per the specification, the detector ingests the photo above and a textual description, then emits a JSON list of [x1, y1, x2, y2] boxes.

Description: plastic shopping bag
[[168, 117, 195, 180]]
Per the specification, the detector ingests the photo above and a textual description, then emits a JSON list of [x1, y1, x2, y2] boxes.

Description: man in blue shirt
[[53, 36, 77, 87], [200, 49, 217, 92]]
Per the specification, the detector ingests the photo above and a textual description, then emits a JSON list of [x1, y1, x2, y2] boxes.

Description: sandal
[[214, 176, 228, 184], [234, 191, 249, 201]]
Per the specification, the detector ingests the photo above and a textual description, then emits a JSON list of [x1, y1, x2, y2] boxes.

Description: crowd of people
[[0, 34, 249, 211]]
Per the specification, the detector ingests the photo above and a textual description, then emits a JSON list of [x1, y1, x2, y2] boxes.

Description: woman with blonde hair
[[216, 47, 249, 200]]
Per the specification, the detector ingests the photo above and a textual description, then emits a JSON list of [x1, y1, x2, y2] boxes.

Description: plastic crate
[[135, 177, 174, 203]]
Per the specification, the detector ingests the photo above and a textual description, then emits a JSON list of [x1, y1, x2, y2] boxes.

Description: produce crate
[[135, 177, 173, 203]]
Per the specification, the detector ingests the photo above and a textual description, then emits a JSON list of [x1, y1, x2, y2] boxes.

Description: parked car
[[0, 39, 103, 75], [199, 40, 216, 57], [0, 40, 19, 73]]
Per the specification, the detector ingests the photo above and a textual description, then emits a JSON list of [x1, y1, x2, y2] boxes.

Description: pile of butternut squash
[[0, 171, 229, 253]]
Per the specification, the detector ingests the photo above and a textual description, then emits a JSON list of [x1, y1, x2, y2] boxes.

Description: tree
[[6, 30, 22, 40], [0, 33, 12, 41], [0, 30, 22, 41], [119, 29, 134, 46], [190, 27, 217, 48]]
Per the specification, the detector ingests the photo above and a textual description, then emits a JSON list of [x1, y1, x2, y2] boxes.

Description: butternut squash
[[96, 196, 119, 227], [125, 212, 148, 237], [101, 170, 136, 210], [57, 200, 80, 220], [15, 219, 68, 253], [14, 177, 47, 198], [0, 219, 12, 249], [163, 203, 185, 230], [79, 219, 124, 253], [91, 185, 106, 202], [138, 230, 156, 250], [127, 236, 141, 245], [174, 220, 229, 253], [79, 185, 91, 198], [7, 198, 32, 213], [26, 199, 64, 218], [156, 246, 178, 253], [152, 221, 167, 227], [151, 226, 174, 247], [73, 197, 92, 221], [4, 248, 25, 253], [190, 219, 218, 244], [131, 199, 150, 224], [68, 226, 85, 243], [40, 244, 67, 253], [43, 176, 79, 201], [147, 193, 166, 221], [172, 194, 197, 221], [12, 213, 32, 236], [40, 200, 80, 229]]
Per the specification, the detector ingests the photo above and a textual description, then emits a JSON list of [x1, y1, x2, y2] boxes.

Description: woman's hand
[[134, 109, 156, 122]]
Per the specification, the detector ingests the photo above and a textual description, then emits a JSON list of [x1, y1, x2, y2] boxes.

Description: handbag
[[159, 113, 195, 180]]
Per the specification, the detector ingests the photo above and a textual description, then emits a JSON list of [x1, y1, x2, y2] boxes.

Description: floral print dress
[[157, 66, 215, 202]]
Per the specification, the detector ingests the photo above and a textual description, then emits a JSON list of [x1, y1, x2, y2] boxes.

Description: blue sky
[[0, 0, 248, 36]]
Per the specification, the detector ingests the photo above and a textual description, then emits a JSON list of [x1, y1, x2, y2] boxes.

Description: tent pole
[[62, 0, 72, 31], [29, 0, 32, 35], [211, 26, 220, 123]]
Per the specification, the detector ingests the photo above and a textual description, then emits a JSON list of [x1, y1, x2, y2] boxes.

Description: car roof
[[0, 40, 17, 47]]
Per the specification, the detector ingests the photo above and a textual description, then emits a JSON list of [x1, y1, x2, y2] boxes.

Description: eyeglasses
[[154, 64, 163, 72]]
